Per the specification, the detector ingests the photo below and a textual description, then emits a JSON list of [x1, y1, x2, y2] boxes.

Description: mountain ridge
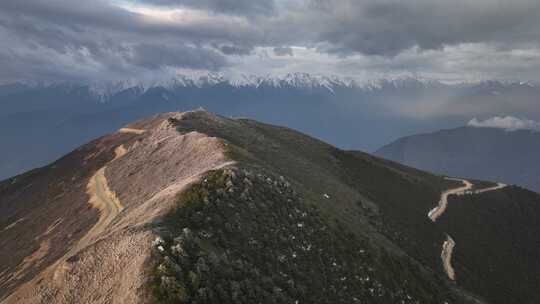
[[0, 110, 486, 303], [3, 110, 539, 303]]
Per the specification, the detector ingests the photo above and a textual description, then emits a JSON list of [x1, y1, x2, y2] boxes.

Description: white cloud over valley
[[468, 116, 540, 131]]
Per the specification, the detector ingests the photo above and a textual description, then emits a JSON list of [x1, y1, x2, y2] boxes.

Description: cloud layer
[[1, 0, 540, 83], [140, 0, 276, 16], [468, 116, 540, 131]]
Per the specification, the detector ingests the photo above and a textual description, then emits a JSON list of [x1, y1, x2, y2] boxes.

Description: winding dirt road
[[64, 144, 127, 259], [428, 177, 473, 222], [74, 126, 146, 249], [430, 177, 507, 281], [474, 182, 507, 194]]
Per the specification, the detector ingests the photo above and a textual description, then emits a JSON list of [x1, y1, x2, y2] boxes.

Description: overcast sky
[[1, 0, 540, 83]]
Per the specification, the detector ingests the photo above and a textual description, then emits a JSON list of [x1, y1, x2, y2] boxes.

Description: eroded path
[[119, 128, 146, 135], [441, 235, 456, 281], [429, 177, 507, 281]]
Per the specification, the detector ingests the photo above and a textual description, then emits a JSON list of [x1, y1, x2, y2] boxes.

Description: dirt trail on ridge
[[68, 144, 126, 257], [119, 128, 146, 135], [474, 182, 506, 194], [428, 177, 473, 222], [429, 178, 507, 281]]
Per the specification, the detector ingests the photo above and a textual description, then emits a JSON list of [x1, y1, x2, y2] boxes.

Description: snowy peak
[[8, 74, 540, 101], [228, 73, 354, 90]]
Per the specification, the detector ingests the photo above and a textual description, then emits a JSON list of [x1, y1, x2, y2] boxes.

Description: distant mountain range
[[5, 73, 448, 99], [11, 74, 539, 103], [376, 126, 540, 192], [2, 73, 540, 181]]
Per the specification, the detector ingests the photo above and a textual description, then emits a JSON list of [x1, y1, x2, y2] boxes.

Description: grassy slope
[[149, 112, 482, 303]]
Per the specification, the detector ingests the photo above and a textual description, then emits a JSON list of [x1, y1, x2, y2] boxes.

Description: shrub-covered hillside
[[151, 168, 464, 304], [147, 111, 484, 304]]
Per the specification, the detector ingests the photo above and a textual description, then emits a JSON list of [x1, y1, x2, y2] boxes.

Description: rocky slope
[[0, 110, 537, 303], [375, 126, 540, 192]]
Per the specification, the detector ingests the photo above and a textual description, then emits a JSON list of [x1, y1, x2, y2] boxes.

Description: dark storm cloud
[[131, 44, 227, 70], [0, 0, 540, 83], [0, 0, 139, 33], [307, 0, 540, 56], [141, 0, 276, 16], [0, 0, 261, 46], [0, 0, 238, 82]]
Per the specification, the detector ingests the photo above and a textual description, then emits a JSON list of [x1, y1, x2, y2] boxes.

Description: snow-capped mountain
[[10, 73, 539, 102]]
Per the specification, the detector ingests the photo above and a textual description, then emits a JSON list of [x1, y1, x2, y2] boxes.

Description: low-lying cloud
[[468, 116, 540, 131]]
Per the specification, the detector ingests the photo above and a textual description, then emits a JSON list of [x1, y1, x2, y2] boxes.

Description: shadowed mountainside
[[439, 186, 540, 304], [375, 126, 540, 192]]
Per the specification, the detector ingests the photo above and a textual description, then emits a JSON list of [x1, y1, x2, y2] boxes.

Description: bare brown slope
[[1, 112, 232, 304], [0, 131, 126, 300]]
